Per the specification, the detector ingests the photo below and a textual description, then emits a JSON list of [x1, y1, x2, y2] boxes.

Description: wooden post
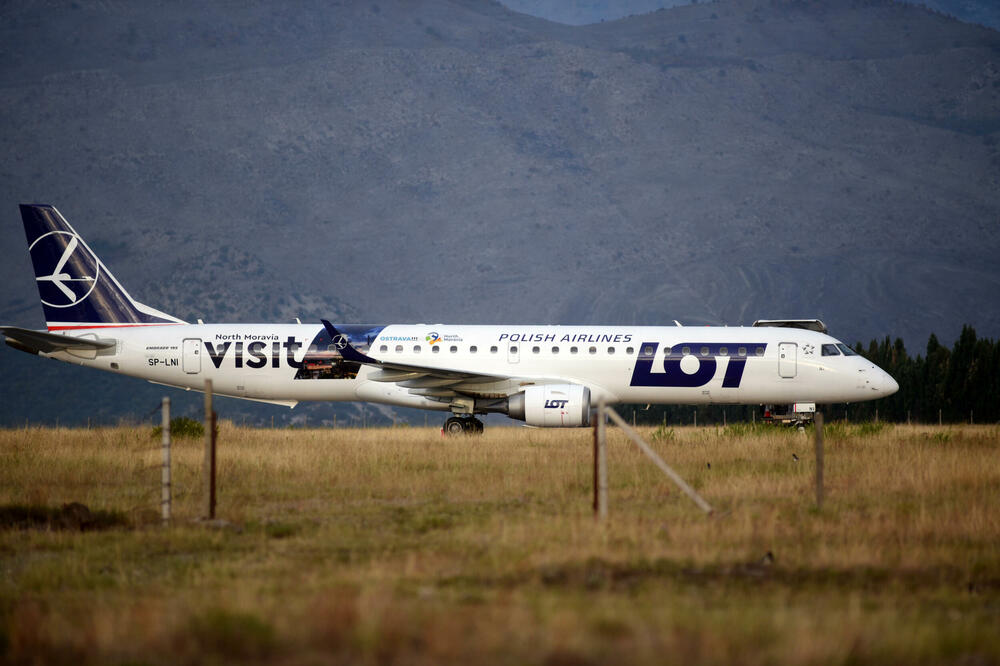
[[693, 410, 697, 427], [592, 407, 599, 515], [814, 411, 824, 510], [595, 400, 608, 520], [161, 397, 171, 526], [939, 408, 942, 426], [203, 380, 216, 520]]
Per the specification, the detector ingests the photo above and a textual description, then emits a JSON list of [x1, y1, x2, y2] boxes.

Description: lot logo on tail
[[29, 231, 101, 308]]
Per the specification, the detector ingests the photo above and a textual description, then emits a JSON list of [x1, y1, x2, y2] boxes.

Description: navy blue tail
[[20, 204, 183, 330]]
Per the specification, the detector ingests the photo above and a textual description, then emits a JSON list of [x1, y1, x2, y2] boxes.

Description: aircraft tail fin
[[19, 204, 185, 330]]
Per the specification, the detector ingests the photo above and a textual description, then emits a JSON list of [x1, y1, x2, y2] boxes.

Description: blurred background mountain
[[1, 0, 997, 425]]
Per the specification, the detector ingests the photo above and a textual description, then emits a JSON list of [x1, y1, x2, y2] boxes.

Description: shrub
[[152, 417, 205, 439], [650, 425, 675, 443]]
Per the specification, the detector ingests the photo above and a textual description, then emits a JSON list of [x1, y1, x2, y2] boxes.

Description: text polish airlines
[[2, 205, 898, 433]]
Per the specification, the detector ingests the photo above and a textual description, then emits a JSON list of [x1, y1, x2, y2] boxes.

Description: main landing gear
[[443, 415, 485, 435]]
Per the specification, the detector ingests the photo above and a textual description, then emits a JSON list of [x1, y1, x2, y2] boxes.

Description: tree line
[[626, 325, 999, 426]]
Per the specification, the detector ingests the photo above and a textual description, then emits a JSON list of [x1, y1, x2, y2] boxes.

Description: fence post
[[203, 379, 217, 520], [814, 411, 824, 510], [592, 406, 599, 515], [161, 397, 171, 526], [595, 399, 608, 520]]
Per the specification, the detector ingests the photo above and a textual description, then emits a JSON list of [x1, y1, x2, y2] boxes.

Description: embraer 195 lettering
[[2, 205, 899, 434]]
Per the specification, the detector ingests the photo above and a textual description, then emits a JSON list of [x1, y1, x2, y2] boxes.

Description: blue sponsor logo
[[629, 342, 765, 389], [545, 399, 569, 409]]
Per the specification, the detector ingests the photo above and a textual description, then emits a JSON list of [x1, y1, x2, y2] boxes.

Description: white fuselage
[[48, 322, 897, 412]]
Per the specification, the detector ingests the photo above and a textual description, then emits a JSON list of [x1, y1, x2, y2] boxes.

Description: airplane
[[2, 204, 899, 434]]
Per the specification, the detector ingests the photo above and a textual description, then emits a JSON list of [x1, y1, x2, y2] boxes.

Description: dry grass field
[[0, 421, 998, 665]]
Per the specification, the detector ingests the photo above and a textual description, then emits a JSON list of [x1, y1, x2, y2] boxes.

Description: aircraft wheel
[[470, 418, 485, 434], [444, 417, 466, 435]]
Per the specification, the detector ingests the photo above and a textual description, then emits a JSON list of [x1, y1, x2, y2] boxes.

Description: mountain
[[1, 0, 997, 425], [499, 0, 1000, 30], [498, 0, 693, 26]]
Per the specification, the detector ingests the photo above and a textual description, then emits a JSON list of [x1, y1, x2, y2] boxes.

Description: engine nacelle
[[507, 384, 591, 427]]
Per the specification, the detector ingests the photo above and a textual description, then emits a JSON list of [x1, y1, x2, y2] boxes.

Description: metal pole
[[597, 400, 608, 520], [203, 379, 216, 520], [161, 397, 171, 526], [604, 408, 713, 514], [814, 412, 824, 510]]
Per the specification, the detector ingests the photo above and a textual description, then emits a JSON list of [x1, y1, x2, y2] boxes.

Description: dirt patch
[[0, 503, 128, 531]]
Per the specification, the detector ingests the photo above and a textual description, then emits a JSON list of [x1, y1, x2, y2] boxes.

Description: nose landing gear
[[443, 416, 485, 435]]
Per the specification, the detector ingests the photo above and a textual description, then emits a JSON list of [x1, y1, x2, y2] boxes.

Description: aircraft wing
[[321, 320, 512, 387], [1, 326, 115, 355]]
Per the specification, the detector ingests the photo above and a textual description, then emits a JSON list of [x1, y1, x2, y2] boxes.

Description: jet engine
[[506, 384, 591, 427]]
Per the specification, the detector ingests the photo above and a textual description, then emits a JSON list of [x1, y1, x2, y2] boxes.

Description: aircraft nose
[[881, 369, 899, 396]]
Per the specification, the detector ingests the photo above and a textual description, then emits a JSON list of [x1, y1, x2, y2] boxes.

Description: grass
[[0, 422, 998, 664]]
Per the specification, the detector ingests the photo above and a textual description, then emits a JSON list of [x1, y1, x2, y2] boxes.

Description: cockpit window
[[836, 343, 859, 356], [821, 344, 841, 356]]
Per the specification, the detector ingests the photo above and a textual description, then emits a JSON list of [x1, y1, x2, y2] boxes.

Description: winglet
[[321, 320, 379, 365]]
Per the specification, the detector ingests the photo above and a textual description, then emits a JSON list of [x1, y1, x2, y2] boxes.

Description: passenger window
[[589, 347, 597, 354], [552, 346, 559, 354], [682, 346, 691, 355], [395, 345, 403, 353], [490, 346, 498, 353], [432, 346, 440, 353], [414, 345, 421, 353], [663, 346, 672, 355], [450, 345, 457, 353], [380, 345, 388, 353], [626, 347, 634, 355], [532, 346, 540, 354], [470, 345, 478, 353], [643, 346, 654, 355], [719, 346, 728, 356], [608, 347, 615, 355], [738, 347, 747, 356], [700, 346, 710, 356], [510, 346, 518, 354], [755, 347, 765, 356], [821, 344, 841, 356], [570, 346, 578, 354]]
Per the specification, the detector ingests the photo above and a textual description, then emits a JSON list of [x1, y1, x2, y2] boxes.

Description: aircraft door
[[183, 338, 202, 374], [507, 342, 520, 364], [778, 342, 796, 378]]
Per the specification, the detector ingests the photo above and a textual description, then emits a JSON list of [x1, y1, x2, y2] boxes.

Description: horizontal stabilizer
[[1, 326, 115, 355]]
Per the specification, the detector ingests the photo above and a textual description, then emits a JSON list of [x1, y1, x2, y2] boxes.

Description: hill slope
[[0, 0, 997, 424]]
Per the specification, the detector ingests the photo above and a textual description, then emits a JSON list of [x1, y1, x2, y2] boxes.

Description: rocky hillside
[[1, 0, 997, 424]]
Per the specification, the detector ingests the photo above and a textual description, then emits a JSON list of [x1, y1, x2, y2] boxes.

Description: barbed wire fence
[[123, 397, 201, 526]]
